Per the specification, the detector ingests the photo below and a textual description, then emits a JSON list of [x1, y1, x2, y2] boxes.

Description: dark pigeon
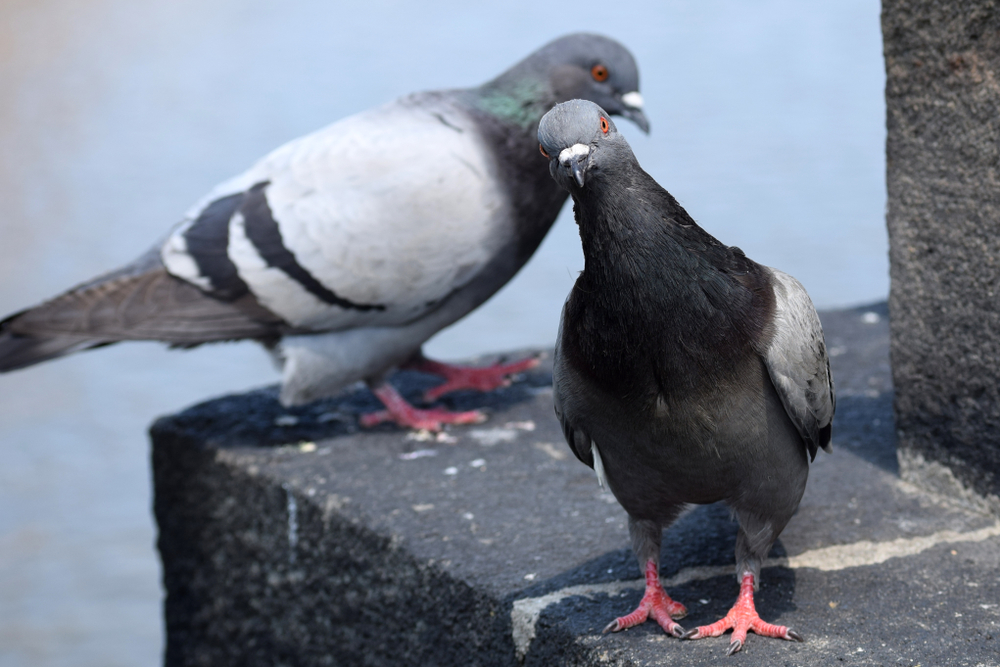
[[0, 34, 649, 431], [539, 99, 834, 655]]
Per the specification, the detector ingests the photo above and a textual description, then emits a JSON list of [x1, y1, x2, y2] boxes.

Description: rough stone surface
[[883, 0, 1000, 511], [153, 305, 1000, 666]]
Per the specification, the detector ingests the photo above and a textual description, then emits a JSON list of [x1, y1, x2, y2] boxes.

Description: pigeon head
[[481, 33, 648, 133], [538, 99, 633, 190]]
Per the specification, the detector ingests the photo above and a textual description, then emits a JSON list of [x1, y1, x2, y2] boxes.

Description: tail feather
[[0, 247, 287, 372], [0, 331, 110, 372]]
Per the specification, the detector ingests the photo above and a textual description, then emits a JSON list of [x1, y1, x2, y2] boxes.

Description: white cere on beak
[[558, 143, 590, 165], [622, 91, 644, 109]]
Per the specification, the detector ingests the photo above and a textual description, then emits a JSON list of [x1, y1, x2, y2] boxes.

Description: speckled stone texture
[[883, 0, 1000, 511], [151, 307, 1000, 667]]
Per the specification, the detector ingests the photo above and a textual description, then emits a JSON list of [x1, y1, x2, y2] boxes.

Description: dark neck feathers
[[564, 165, 775, 398], [459, 84, 567, 264]]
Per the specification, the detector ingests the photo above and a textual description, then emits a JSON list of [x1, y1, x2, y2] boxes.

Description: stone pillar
[[884, 0, 1000, 512]]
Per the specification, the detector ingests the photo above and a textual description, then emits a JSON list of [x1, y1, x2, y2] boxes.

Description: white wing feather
[[164, 93, 508, 331]]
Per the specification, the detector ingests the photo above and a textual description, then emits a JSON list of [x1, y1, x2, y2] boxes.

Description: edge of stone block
[[898, 447, 1000, 518]]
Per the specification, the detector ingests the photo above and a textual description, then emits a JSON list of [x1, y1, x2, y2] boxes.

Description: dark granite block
[[152, 306, 1000, 666], [883, 0, 1000, 512]]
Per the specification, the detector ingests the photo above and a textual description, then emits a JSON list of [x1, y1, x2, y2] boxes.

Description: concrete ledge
[[152, 305, 1000, 666]]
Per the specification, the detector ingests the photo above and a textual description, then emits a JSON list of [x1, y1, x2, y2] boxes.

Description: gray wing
[[763, 267, 835, 461], [552, 299, 601, 471], [0, 247, 286, 372]]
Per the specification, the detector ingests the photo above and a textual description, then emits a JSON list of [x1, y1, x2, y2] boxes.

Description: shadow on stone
[[522, 565, 798, 666], [831, 393, 897, 474], [516, 502, 774, 602], [160, 353, 553, 448], [819, 301, 897, 474]]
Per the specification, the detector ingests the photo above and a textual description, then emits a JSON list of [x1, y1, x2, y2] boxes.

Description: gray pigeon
[[0, 34, 648, 431], [539, 100, 834, 655]]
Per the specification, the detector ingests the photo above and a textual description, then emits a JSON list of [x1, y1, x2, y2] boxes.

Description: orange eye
[[600, 117, 609, 134], [539, 144, 550, 158], [591, 64, 609, 82]]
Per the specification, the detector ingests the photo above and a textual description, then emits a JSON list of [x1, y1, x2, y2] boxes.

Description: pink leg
[[681, 573, 803, 655], [360, 383, 486, 431], [603, 560, 688, 638], [404, 354, 540, 403]]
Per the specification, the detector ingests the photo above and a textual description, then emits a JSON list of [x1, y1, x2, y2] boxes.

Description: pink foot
[[405, 355, 540, 402], [603, 560, 688, 638], [360, 383, 486, 431], [681, 573, 802, 655]]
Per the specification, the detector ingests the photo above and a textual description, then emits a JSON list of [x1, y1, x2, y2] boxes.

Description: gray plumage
[[541, 100, 833, 652], [0, 35, 648, 411]]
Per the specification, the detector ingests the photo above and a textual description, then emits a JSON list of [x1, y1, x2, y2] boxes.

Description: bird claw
[[683, 574, 802, 653], [602, 560, 687, 638], [602, 615, 684, 637], [411, 355, 541, 402], [362, 383, 487, 430], [360, 407, 486, 431]]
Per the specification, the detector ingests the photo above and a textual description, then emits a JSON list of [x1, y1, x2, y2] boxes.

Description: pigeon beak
[[571, 158, 588, 187], [619, 91, 650, 134], [559, 144, 591, 188]]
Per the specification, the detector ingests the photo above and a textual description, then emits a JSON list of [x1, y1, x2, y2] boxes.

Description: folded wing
[[163, 93, 510, 333], [763, 267, 836, 460]]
